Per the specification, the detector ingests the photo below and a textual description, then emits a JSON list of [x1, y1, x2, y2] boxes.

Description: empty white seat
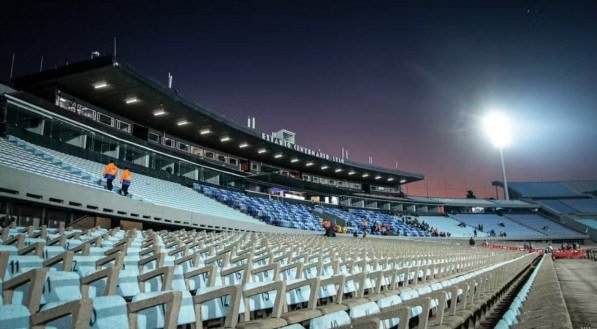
[[310, 311, 351, 329]]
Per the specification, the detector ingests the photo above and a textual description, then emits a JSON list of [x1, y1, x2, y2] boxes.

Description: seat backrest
[[310, 311, 351, 329], [349, 301, 380, 319], [41, 271, 82, 304], [4, 255, 43, 280]]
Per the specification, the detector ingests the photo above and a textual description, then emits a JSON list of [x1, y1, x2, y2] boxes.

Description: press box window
[[79, 107, 96, 120], [117, 121, 131, 133], [228, 158, 238, 166], [217, 154, 226, 162], [149, 132, 161, 144], [98, 113, 114, 127], [163, 137, 175, 148], [178, 142, 189, 152]]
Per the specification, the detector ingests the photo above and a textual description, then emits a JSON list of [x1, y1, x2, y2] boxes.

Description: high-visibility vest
[[103, 163, 118, 177], [120, 169, 132, 182]]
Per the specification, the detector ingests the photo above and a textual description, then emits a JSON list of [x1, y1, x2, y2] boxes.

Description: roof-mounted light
[[274, 153, 283, 159], [348, 171, 356, 176], [125, 97, 139, 104], [153, 109, 166, 116], [258, 148, 267, 154], [239, 142, 249, 148], [291, 158, 299, 163], [335, 168, 342, 173], [177, 120, 189, 126], [362, 173, 369, 178], [220, 136, 231, 142], [199, 128, 211, 135], [388, 177, 394, 182], [375, 175, 382, 180], [321, 165, 329, 170], [93, 81, 108, 89], [400, 179, 407, 183], [306, 162, 314, 167]]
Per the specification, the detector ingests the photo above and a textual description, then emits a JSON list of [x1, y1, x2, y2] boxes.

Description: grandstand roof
[[12, 55, 424, 186], [509, 181, 597, 198]]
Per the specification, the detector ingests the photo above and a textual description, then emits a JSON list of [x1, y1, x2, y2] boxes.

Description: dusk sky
[[2, 1, 596, 198]]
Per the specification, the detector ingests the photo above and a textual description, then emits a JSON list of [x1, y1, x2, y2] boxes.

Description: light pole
[[484, 112, 511, 200], [499, 146, 510, 200]]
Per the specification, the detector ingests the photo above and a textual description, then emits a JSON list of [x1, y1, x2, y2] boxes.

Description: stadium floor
[[554, 259, 597, 329]]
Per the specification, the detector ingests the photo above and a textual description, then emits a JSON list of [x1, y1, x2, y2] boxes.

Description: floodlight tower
[[484, 112, 512, 200]]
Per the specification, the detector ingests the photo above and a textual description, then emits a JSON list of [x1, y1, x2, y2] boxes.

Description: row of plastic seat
[[503, 214, 580, 236], [0, 224, 538, 328], [200, 185, 322, 231]]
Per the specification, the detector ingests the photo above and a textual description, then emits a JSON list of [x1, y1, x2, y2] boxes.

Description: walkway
[[554, 259, 597, 328]]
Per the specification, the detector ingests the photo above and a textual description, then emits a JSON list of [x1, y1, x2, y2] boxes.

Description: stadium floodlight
[[239, 142, 249, 148], [399, 179, 406, 183], [321, 165, 329, 170], [125, 97, 139, 104], [291, 158, 299, 163], [306, 162, 314, 167], [93, 81, 108, 89], [153, 109, 166, 116], [199, 128, 211, 135], [483, 111, 511, 200], [258, 148, 267, 154], [375, 175, 382, 180], [220, 136, 231, 142], [362, 173, 369, 178], [348, 171, 356, 176], [274, 153, 283, 159], [177, 120, 189, 126], [483, 112, 512, 148], [334, 168, 342, 173], [388, 177, 394, 182]]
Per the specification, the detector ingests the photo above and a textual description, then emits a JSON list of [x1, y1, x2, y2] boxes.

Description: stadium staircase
[[2, 136, 262, 226], [5, 135, 142, 201], [495, 255, 573, 328]]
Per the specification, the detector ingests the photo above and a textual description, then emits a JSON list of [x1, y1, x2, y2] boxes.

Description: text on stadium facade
[[261, 133, 344, 163]]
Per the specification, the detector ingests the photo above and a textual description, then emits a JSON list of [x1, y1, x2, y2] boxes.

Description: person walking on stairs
[[120, 167, 132, 196], [102, 160, 118, 191]]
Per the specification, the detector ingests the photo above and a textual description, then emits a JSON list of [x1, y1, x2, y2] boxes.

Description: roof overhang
[[12, 55, 425, 186]]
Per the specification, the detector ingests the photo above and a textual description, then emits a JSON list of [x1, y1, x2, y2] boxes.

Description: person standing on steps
[[102, 160, 118, 191], [120, 167, 132, 196]]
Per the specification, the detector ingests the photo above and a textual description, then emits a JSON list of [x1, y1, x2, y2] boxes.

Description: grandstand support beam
[[500, 147, 510, 200]]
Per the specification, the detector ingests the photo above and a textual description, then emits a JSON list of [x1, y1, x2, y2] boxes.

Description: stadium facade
[[0, 55, 595, 241]]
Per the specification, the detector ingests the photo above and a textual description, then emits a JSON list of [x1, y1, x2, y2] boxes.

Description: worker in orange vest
[[102, 160, 118, 191], [120, 167, 132, 196]]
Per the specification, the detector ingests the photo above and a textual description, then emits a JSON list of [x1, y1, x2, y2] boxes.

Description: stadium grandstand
[[0, 55, 594, 328]]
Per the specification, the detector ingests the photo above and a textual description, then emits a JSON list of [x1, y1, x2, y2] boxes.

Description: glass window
[[190, 146, 203, 156], [217, 154, 226, 163], [178, 142, 189, 152], [205, 151, 214, 159], [117, 121, 131, 133], [149, 132, 161, 143], [228, 158, 238, 166], [97, 113, 114, 126], [163, 137, 175, 148], [79, 107, 95, 120]]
